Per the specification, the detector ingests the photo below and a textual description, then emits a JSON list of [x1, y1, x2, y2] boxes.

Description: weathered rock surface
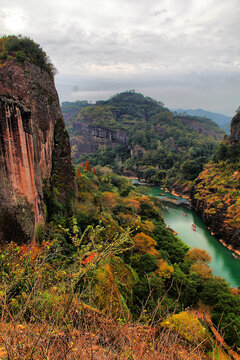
[[71, 122, 128, 156], [191, 113, 240, 250], [0, 59, 75, 244], [229, 112, 240, 143], [191, 187, 237, 247], [178, 117, 224, 140]]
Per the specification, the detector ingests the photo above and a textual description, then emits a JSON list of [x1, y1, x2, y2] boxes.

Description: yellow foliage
[[194, 162, 240, 228], [99, 214, 120, 236], [133, 232, 159, 256], [138, 195, 152, 206], [190, 263, 213, 280], [161, 311, 207, 344], [93, 256, 136, 317], [185, 248, 212, 264], [117, 212, 142, 228], [75, 200, 97, 215], [156, 259, 174, 279], [77, 191, 95, 203], [141, 220, 155, 233], [124, 197, 141, 212], [102, 192, 119, 209], [0, 37, 6, 51]]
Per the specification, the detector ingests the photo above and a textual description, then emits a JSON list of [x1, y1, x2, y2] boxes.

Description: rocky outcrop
[[71, 122, 128, 155], [191, 186, 237, 248], [191, 113, 240, 251], [178, 117, 224, 140], [171, 183, 190, 199], [0, 59, 75, 244], [229, 111, 240, 142]]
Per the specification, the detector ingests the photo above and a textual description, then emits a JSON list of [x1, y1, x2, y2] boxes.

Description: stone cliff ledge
[[0, 59, 75, 244]]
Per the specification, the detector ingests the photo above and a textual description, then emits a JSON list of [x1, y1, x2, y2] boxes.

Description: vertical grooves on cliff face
[[0, 98, 35, 204], [49, 116, 76, 218], [191, 112, 240, 251], [0, 96, 36, 243], [0, 59, 76, 244]]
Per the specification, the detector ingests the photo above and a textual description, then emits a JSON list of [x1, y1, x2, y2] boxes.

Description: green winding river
[[133, 181, 240, 288]]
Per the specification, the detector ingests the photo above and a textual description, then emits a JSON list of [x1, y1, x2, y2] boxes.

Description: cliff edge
[[0, 45, 75, 244], [191, 110, 240, 251]]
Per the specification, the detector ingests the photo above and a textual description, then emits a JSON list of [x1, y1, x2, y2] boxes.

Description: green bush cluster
[[0, 35, 56, 75]]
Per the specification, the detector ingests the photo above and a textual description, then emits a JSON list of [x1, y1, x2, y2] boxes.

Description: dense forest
[[62, 91, 224, 188], [2, 165, 240, 358]]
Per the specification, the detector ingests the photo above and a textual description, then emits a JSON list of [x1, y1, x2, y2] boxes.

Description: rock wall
[[229, 112, 240, 143], [191, 186, 236, 247], [0, 59, 75, 244], [71, 122, 128, 156], [178, 117, 224, 140], [191, 113, 240, 251]]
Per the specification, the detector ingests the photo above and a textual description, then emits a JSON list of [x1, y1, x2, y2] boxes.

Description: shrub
[[0, 35, 56, 75], [161, 311, 208, 344], [16, 50, 26, 63], [0, 50, 7, 60]]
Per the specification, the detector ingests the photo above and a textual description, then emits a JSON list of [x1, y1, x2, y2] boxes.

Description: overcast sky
[[1, 0, 239, 116]]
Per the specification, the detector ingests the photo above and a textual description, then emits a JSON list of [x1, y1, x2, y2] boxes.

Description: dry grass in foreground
[[0, 313, 211, 360]]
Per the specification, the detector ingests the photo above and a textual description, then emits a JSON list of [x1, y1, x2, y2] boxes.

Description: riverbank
[[170, 193, 240, 258], [171, 189, 190, 200], [132, 180, 240, 287], [128, 176, 190, 198], [170, 189, 240, 258], [130, 178, 240, 259], [171, 183, 190, 199], [219, 239, 240, 257], [161, 201, 240, 287]]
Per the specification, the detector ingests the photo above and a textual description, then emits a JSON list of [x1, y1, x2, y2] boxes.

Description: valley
[[139, 184, 240, 287], [0, 35, 240, 359]]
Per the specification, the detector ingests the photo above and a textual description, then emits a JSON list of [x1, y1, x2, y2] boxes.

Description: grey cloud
[[0, 0, 239, 115], [55, 68, 240, 116], [151, 9, 167, 17]]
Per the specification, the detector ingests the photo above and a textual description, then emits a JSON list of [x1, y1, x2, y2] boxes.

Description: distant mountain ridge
[[172, 108, 231, 133], [62, 91, 225, 186]]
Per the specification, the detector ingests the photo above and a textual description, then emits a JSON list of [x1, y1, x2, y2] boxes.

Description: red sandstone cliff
[[0, 59, 75, 243], [191, 112, 240, 251]]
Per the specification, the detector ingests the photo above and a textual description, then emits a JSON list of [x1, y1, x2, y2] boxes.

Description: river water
[[133, 181, 240, 288]]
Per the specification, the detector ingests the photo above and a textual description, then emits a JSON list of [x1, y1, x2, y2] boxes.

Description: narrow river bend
[[133, 181, 240, 288]]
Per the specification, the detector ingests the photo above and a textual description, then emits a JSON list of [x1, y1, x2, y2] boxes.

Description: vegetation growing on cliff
[[63, 91, 224, 188], [0, 35, 56, 75], [191, 111, 240, 249], [193, 161, 240, 225]]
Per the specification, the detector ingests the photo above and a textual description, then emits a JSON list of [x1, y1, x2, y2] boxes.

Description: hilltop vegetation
[[0, 35, 56, 75], [63, 91, 224, 188]]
